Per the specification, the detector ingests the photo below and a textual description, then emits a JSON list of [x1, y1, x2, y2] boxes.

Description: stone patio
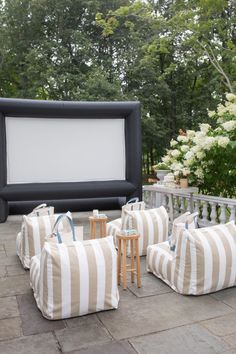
[[0, 210, 236, 354]]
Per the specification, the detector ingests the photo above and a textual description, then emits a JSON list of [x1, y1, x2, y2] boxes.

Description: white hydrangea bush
[[161, 94, 236, 197]]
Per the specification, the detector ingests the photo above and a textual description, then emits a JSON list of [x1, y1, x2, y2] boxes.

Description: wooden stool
[[117, 233, 141, 290], [89, 216, 108, 239]]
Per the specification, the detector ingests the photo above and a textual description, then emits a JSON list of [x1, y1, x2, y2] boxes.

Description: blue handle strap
[[52, 214, 76, 244]]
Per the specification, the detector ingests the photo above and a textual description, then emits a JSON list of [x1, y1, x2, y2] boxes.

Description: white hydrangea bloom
[[186, 130, 195, 138], [174, 170, 180, 177], [207, 110, 215, 118], [170, 139, 178, 147], [184, 159, 194, 167], [177, 135, 188, 143], [201, 137, 216, 150], [182, 168, 190, 177], [180, 145, 189, 153], [162, 155, 171, 164], [217, 136, 230, 148], [171, 149, 181, 158], [199, 123, 211, 133], [185, 151, 194, 160], [170, 162, 183, 171], [191, 145, 201, 153], [228, 104, 236, 115], [196, 151, 206, 159], [226, 93, 236, 102], [221, 120, 236, 131], [195, 168, 204, 179]]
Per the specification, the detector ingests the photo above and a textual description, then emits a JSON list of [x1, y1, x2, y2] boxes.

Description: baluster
[[210, 202, 217, 224], [219, 203, 226, 224], [173, 196, 179, 218], [185, 197, 191, 212], [229, 205, 236, 222], [180, 197, 185, 213], [202, 201, 208, 224], [176, 196, 181, 214], [194, 199, 200, 214], [163, 194, 168, 210]]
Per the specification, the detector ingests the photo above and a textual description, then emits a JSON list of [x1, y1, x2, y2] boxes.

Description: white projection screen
[[6, 117, 126, 184]]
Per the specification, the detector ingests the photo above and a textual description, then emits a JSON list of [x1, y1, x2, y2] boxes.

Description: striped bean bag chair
[[126, 206, 169, 256], [30, 236, 119, 320], [106, 201, 145, 250], [147, 221, 236, 295], [17, 210, 72, 269]]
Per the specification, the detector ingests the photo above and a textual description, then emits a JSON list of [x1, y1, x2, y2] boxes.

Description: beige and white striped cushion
[[126, 206, 169, 256], [147, 241, 175, 290], [106, 218, 122, 246], [170, 212, 198, 250], [29, 204, 54, 217], [174, 220, 236, 295], [30, 236, 119, 320], [17, 212, 72, 269], [121, 201, 145, 230], [148, 221, 236, 295]]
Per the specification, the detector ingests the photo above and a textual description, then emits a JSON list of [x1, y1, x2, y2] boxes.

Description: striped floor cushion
[[106, 218, 122, 246], [147, 241, 175, 290], [126, 206, 169, 256], [170, 212, 198, 250], [147, 221, 236, 295], [121, 201, 145, 229], [30, 236, 119, 320], [17, 211, 72, 269]]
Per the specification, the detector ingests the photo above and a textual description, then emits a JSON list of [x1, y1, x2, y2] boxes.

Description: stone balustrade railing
[[143, 184, 236, 226]]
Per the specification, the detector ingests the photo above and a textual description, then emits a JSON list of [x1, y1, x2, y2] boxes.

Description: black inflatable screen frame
[[0, 98, 142, 222]]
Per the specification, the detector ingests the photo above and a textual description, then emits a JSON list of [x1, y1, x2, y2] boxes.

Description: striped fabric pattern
[[170, 212, 198, 250], [147, 241, 175, 290], [127, 206, 169, 256], [30, 236, 119, 320], [17, 212, 72, 269], [106, 218, 122, 245], [147, 221, 236, 295], [121, 201, 145, 230]]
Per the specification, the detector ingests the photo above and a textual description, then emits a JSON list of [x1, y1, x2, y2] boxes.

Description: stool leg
[[117, 239, 121, 285], [90, 220, 93, 239], [123, 239, 127, 290], [135, 239, 141, 288], [92, 221, 96, 239], [130, 239, 135, 283], [101, 221, 106, 238]]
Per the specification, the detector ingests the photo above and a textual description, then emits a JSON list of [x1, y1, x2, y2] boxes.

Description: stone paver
[[0, 333, 60, 354], [55, 322, 112, 353], [0, 255, 21, 266], [0, 317, 22, 340], [66, 341, 137, 354], [201, 312, 236, 337], [65, 314, 101, 328], [4, 240, 18, 256], [6, 264, 27, 276], [128, 273, 172, 297], [130, 324, 230, 354], [0, 265, 6, 277], [17, 293, 65, 335], [0, 275, 30, 297], [0, 296, 19, 319], [0, 250, 6, 258], [223, 335, 236, 349], [211, 288, 236, 310], [98, 292, 233, 340]]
